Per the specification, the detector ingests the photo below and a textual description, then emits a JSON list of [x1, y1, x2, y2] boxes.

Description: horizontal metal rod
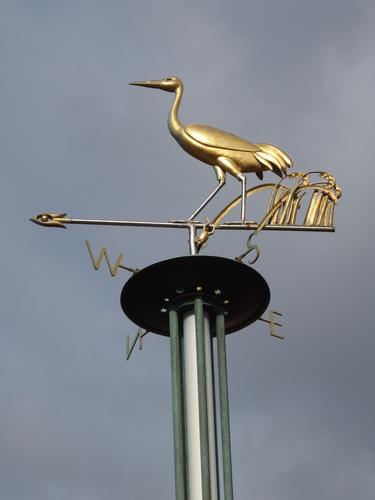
[[256, 224, 335, 232], [34, 216, 335, 232], [70, 219, 335, 232], [68, 218, 195, 228]]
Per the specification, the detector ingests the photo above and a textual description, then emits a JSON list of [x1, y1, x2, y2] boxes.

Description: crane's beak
[[129, 80, 164, 89]]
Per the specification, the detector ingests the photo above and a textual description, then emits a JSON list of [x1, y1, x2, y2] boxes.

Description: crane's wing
[[185, 124, 261, 153]]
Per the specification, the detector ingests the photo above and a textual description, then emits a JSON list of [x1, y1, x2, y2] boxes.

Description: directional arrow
[[30, 212, 335, 232]]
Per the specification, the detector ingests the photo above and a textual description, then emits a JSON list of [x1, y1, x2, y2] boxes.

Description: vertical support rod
[[179, 321, 188, 499], [216, 313, 234, 500], [169, 309, 187, 500], [205, 324, 220, 500], [195, 298, 211, 500], [183, 300, 220, 500], [188, 224, 197, 255], [184, 311, 202, 499]]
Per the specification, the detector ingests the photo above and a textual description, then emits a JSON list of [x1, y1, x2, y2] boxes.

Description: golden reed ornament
[[195, 171, 341, 249]]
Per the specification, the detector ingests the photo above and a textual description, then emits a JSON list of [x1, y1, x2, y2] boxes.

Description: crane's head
[[129, 76, 183, 93]]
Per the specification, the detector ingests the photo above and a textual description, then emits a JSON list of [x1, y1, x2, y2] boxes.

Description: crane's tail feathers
[[256, 144, 293, 177], [254, 151, 285, 177], [256, 150, 284, 169], [254, 151, 280, 174], [261, 144, 293, 167]]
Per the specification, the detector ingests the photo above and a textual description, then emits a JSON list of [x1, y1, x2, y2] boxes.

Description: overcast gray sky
[[1, 0, 375, 499]]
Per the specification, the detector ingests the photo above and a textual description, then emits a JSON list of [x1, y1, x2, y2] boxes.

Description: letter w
[[85, 240, 136, 277]]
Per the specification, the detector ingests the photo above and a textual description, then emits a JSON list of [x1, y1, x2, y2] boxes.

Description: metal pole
[[183, 309, 203, 499], [194, 298, 211, 500], [183, 299, 219, 500], [169, 309, 187, 500], [205, 321, 220, 500], [188, 224, 197, 255], [216, 313, 234, 500]]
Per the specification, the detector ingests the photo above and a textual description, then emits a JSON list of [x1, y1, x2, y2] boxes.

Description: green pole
[[194, 298, 211, 500], [169, 309, 187, 500], [216, 312, 234, 500]]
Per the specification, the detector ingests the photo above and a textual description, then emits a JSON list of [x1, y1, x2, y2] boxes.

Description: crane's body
[[173, 123, 290, 176], [130, 76, 293, 222]]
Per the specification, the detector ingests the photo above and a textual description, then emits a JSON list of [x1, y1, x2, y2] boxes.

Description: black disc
[[120, 255, 270, 336]]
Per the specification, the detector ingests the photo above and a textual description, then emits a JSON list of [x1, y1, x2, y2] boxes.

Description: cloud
[[1, 1, 374, 498]]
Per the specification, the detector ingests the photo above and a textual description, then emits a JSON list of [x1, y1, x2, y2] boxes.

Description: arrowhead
[[30, 213, 67, 228]]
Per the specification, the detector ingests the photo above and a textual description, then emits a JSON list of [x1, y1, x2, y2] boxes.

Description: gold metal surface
[[31, 78, 341, 258], [130, 76, 293, 222], [85, 240, 138, 276], [30, 213, 336, 232], [195, 171, 341, 249], [258, 171, 341, 231], [30, 212, 68, 228], [235, 232, 260, 265], [31, 209, 338, 257], [126, 328, 149, 360], [259, 310, 284, 340]]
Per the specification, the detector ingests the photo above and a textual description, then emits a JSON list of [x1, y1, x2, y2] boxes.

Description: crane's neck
[[168, 86, 183, 138]]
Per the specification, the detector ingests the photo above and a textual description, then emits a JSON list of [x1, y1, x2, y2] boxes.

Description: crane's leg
[[239, 173, 247, 223], [216, 157, 247, 223], [188, 166, 226, 221]]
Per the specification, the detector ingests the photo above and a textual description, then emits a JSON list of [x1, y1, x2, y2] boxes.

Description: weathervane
[[31, 76, 341, 500]]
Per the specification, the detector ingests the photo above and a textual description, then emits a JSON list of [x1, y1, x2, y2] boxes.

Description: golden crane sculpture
[[130, 76, 293, 223]]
